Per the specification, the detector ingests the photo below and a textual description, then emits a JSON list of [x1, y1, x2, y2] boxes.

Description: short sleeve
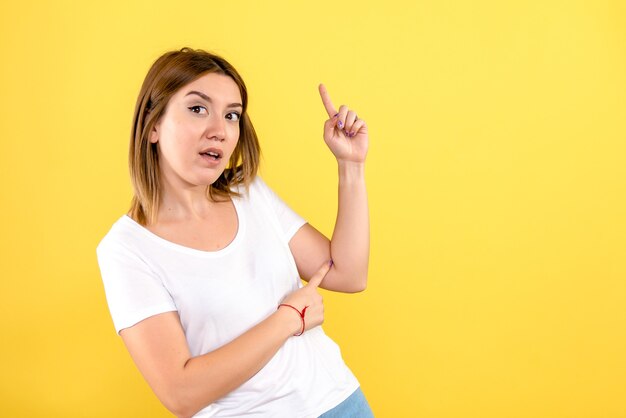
[[96, 237, 177, 334], [252, 177, 307, 241]]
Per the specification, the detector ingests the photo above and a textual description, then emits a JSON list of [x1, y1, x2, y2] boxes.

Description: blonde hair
[[128, 47, 260, 226]]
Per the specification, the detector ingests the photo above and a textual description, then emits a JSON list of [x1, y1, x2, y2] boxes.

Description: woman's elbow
[[162, 395, 190, 418], [166, 398, 198, 418], [345, 275, 368, 293], [160, 385, 201, 418], [354, 281, 368, 293]]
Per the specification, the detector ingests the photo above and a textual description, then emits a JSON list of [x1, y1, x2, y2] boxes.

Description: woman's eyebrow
[[185, 90, 243, 108]]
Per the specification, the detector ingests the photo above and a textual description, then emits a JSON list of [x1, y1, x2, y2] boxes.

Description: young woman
[[97, 47, 372, 418]]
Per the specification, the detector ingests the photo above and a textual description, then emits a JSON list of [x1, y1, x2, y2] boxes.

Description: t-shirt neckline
[[121, 196, 245, 258]]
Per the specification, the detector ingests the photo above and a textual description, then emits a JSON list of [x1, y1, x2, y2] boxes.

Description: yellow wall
[[1, 1, 625, 417]]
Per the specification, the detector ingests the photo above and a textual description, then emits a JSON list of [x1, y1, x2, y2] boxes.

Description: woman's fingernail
[[328, 259, 334, 267], [333, 113, 339, 118], [338, 121, 343, 128]]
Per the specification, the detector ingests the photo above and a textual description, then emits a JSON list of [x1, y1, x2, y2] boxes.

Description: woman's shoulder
[[233, 175, 271, 200], [96, 214, 145, 255]]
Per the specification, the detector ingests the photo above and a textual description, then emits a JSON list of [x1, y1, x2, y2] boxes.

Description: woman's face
[[150, 72, 243, 190]]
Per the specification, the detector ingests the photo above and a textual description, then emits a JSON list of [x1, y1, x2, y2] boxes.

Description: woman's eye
[[188, 105, 207, 114], [226, 112, 241, 122]]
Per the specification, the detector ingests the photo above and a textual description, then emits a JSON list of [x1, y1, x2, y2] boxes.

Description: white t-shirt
[[96, 176, 359, 417]]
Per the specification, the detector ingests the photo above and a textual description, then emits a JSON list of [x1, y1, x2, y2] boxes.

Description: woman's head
[[128, 47, 260, 225]]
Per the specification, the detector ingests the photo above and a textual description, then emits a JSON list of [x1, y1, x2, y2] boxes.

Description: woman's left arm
[[289, 84, 369, 293]]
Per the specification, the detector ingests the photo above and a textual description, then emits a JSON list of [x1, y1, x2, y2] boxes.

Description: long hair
[[127, 47, 260, 226]]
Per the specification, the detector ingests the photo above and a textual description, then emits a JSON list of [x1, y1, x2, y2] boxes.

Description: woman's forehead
[[178, 73, 242, 103]]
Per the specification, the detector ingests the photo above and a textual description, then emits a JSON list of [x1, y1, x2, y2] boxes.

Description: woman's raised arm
[[289, 84, 370, 293]]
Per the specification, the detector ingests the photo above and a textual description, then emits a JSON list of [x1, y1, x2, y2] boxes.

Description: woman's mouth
[[201, 151, 221, 160], [199, 147, 224, 166], [199, 147, 223, 162]]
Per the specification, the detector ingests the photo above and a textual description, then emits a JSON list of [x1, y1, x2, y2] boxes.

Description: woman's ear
[[149, 121, 160, 143]]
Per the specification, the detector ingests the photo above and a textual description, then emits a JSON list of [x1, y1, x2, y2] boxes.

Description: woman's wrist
[[275, 305, 304, 336], [337, 160, 365, 182]]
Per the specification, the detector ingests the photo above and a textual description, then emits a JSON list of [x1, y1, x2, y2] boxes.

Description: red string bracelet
[[277, 303, 308, 336]]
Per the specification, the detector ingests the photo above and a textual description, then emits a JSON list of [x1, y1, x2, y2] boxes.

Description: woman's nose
[[205, 115, 226, 141]]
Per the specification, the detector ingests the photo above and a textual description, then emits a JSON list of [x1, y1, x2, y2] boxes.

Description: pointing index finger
[[318, 83, 337, 118], [307, 260, 332, 288]]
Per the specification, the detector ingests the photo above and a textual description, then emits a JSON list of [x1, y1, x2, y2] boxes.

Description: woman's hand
[[319, 84, 369, 164], [280, 260, 332, 334]]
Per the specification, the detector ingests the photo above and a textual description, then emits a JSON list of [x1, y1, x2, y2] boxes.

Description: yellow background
[[1, 0, 625, 417]]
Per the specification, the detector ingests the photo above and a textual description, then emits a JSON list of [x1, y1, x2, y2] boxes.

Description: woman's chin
[[198, 171, 226, 186]]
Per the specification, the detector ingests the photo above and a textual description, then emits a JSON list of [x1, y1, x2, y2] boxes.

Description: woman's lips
[[199, 147, 223, 158], [199, 152, 222, 166], [199, 144, 224, 166]]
